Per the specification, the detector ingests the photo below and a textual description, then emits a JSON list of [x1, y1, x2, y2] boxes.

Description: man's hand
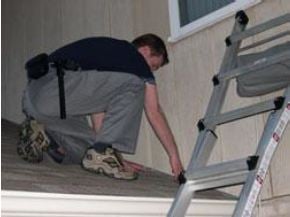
[[122, 159, 145, 173], [169, 155, 183, 181]]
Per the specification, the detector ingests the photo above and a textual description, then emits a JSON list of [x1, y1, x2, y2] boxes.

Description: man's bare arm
[[144, 83, 183, 178]]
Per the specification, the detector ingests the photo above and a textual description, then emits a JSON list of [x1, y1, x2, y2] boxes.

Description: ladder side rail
[[239, 30, 290, 52], [228, 13, 290, 45], [188, 46, 240, 170], [167, 182, 196, 217], [167, 131, 218, 217], [187, 12, 248, 171], [186, 130, 217, 170], [203, 32, 242, 118], [204, 97, 283, 128], [168, 11, 249, 217], [233, 86, 290, 217], [218, 50, 290, 81]]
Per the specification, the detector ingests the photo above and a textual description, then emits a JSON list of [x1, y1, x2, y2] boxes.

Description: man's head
[[132, 34, 169, 71]]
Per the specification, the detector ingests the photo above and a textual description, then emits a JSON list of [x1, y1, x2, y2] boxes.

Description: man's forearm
[[144, 83, 183, 178], [146, 107, 179, 158]]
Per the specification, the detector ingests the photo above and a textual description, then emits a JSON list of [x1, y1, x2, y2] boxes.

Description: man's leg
[[21, 70, 104, 164], [21, 95, 96, 164], [90, 112, 105, 133], [41, 116, 96, 164], [94, 78, 145, 154], [22, 70, 145, 166], [82, 75, 145, 180]]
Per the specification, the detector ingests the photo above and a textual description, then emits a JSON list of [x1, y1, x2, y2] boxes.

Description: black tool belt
[[25, 53, 80, 119]]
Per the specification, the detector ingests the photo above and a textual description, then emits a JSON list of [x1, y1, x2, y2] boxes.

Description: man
[[19, 34, 183, 180]]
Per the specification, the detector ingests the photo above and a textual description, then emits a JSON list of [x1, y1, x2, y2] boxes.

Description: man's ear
[[138, 46, 151, 56]]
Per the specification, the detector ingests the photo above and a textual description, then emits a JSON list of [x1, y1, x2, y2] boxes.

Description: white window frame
[[168, 0, 262, 42]]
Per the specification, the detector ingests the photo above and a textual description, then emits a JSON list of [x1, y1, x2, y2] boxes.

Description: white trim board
[[168, 0, 262, 43], [2, 190, 236, 217]]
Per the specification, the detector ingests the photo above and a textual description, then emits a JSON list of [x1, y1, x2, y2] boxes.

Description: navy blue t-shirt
[[49, 37, 155, 83]]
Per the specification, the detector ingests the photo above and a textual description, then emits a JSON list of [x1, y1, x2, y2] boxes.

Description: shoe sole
[[81, 162, 137, 181]]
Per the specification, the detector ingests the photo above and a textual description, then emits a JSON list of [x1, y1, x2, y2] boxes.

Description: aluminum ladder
[[168, 11, 290, 217]]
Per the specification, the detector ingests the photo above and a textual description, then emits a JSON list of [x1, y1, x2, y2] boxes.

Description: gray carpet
[[1, 119, 235, 199]]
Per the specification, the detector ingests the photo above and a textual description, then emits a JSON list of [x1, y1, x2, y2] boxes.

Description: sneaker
[[17, 118, 50, 163], [82, 147, 138, 180]]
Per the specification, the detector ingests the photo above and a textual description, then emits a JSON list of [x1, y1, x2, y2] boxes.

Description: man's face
[[138, 46, 164, 71]]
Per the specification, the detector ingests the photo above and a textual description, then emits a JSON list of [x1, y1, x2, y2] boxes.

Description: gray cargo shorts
[[22, 69, 145, 164]]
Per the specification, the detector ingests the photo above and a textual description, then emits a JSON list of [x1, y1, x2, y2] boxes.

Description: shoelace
[[111, 149, 124, 166]]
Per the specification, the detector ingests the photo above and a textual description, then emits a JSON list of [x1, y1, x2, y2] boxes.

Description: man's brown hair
[[132, 33, 169, 66]]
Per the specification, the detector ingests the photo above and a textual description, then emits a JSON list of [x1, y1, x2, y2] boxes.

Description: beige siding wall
[[2, 0, 290, 215]]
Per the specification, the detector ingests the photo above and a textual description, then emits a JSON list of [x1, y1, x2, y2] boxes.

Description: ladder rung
[[203, 97, 284, 127], [188, 172, 247, 191], [218, 50, 290, 81], [228, 13, 290, 44], [185, 156, 258, 191], [187, 156, 258, 181], [239, 31, 290, 52]]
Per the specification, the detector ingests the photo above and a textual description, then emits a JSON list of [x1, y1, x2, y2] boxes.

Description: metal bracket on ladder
[[168, 10, 290, 217]]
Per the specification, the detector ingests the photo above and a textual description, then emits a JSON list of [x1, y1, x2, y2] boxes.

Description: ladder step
[[218, 50, 290, 81], [188, 172, 246, 191], [239, 30, 290, 52], [187, 156, 258, 180], [185, 156, 258, 191], [228, 13, 290, 44], [201, 97, 284, 128]]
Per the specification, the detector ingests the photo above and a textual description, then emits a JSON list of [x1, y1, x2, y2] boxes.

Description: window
[[168, 0, 261, 42]]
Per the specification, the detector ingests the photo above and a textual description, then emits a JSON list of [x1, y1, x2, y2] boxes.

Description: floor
[[1, 119, 235, 199]]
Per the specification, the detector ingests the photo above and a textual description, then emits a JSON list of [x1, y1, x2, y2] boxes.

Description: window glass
[[179, 0, 235, 27]]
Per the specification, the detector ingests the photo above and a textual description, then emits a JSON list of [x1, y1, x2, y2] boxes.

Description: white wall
[[1, 0, 135, 122]]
